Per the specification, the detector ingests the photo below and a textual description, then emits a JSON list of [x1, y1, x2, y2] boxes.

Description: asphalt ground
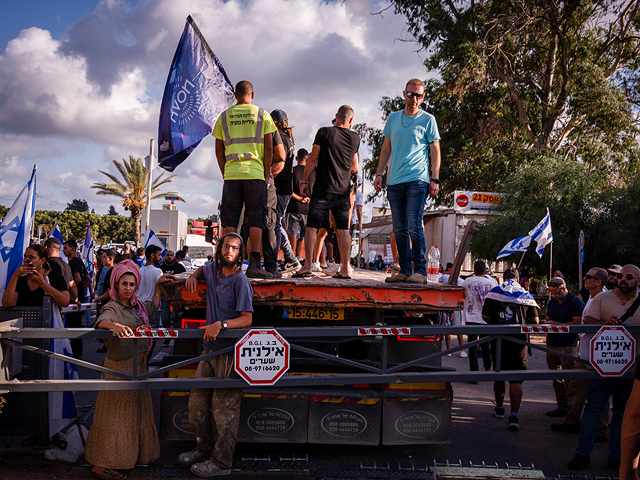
[[0, 334, 623, 480]]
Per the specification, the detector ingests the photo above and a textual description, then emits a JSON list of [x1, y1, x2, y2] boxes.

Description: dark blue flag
[[158, 15, 235, 172]]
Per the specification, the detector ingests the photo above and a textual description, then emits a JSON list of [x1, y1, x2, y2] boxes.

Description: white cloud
[[0, 0, 427, 216]]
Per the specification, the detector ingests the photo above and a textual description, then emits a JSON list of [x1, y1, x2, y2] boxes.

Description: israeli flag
[[496, 235, 532, 260], [485, 279, 539, 307], [529, 208, 553, 258], [157, 15, 235, 172], [81, 223, 95, 279], [48, 298, 79, 438], [0, 166, 36, 303], [145, 229, 167, 260], [49, 224, 68, 263]]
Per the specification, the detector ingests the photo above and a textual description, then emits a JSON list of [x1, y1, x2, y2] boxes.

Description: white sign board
[[453, 191, 504, 214], [235, 329, 290, 385], [590, 326, 636, 377]]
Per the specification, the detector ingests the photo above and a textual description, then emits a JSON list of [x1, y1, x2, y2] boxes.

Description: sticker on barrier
[[521, 325, 570, 334], [590, 326, 636, 377], [235, 329, 290, 385], [126, 329, 178, 338], [358, 327, 411, 336]]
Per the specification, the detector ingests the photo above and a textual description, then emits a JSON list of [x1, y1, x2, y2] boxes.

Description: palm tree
[[91, 155, 184, 245]]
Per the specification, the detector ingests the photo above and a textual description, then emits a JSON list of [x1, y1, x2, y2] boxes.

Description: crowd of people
[[444, 260, 640, 475]]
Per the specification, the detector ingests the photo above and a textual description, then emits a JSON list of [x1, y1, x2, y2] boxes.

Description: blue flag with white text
[[0, 166, 36, 303], [158, 15, 235, 172]]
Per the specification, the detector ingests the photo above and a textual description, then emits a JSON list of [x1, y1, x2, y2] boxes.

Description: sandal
[[91, 466, 127, 480], [332, 273, 351, 279], [292, 272, 312, 278]]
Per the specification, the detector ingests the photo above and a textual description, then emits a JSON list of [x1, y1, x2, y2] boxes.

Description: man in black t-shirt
[[285, 149, 314, 257], [160, 250, 187, 275], [63, 239, 89, 359], [295, 105, 360, 280], [44, 237, 77, 302]]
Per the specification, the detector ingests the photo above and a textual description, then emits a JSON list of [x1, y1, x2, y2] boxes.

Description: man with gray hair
[[295, 105, 360, 280]]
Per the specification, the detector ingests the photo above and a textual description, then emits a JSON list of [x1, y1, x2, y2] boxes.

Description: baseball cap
[[607, 264, 623, 274], [270, 109, 288, 123], [503, 268, 519, 280], [548, 277, 566, 287]]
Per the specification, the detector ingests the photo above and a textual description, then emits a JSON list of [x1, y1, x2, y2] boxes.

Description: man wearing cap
[[552, 267, 609, 437], [607, 264, 623, 290], [482, 268, 539, 431], [543, 276, 585, 418], [373, 78, 441, 284], [213, 80, 276, 279], [270, 109, 301, 273], [568, 265, 640, 470]]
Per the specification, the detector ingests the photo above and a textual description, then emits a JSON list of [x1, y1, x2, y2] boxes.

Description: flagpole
[[549, 242, 553, 280], [517, 251, 526, 269], [30, 164, 37, 241], [144, 139, 154, 246]]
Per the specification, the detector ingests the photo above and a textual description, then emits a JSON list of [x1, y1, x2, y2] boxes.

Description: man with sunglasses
[[568, 265, 640, 471], [553, 268, 609, 439], [544, 277, 585, 418], [180, 233, 253, 477], [607, 264, 623, 290], [373, 78, 441, 284]]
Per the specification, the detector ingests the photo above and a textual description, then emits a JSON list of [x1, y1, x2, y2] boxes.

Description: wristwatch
[[431, 178, 440, 184], [221, 321, 228, 330]]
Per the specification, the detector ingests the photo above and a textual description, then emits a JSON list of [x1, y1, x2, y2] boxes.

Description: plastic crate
[[238, 394, 308, 443], [159, 392, 194, 441], [308, 395, 381, 445]]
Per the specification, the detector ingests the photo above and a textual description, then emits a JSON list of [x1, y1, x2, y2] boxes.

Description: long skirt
[[84, 353, 160, 470]]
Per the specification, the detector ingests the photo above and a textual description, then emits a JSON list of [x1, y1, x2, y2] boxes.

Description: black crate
[[386, 336, 442, 367], [382, 394, 452, 445], [308, 396, 381, 445], [238, 394, 308, 443], [159, 393, 194, 441]]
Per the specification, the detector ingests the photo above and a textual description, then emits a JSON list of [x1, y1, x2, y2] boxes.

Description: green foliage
[[67, 198, 89, 213], [91, 155, 183, 244]]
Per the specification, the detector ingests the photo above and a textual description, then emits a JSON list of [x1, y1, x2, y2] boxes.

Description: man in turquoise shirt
[[374, 78, 441, 284]]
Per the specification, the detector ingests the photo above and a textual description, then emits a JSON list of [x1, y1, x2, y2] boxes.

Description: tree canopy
[[92, 155, 183, 245], [356, 0, 640, 283], [67, 198, 90, 213]]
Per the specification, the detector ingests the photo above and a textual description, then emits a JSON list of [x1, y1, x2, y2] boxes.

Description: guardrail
[[1, 322, 637, 392]]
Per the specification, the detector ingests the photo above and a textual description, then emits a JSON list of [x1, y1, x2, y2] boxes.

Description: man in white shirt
[[462, 260, 498, 373], [138, 245, 163, 302], [439, 262, 466, 357]]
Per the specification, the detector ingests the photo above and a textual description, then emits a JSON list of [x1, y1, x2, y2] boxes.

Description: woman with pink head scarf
[[84, 259, 171, 480]]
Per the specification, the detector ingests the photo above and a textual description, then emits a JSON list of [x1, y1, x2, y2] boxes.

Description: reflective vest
[[219, 106, 266, 180]]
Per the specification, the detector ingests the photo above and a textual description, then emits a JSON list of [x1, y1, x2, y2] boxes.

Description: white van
[[185, 234, 215, 268]]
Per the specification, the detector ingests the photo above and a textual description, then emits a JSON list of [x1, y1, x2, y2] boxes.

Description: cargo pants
[[188, 352, 243, 469]]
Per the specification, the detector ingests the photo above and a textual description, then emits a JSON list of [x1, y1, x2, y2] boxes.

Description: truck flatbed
[[163, 268, 463, 312]]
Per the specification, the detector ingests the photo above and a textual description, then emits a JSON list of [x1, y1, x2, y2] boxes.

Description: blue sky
[[0, 0, 427, 221]]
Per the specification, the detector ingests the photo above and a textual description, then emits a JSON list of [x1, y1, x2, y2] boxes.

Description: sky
[[0, 0, 428, 222]]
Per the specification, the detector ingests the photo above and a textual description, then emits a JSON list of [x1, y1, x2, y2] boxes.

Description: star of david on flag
[[496, 235, 532, 260], [0, 165, 36, 302], [529, 208, 553, 258]]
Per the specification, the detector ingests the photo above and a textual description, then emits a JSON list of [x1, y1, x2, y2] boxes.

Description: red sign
[[456, 194, 469, 208], [590, 326, 636, 377], [235, 329, 290, 385]]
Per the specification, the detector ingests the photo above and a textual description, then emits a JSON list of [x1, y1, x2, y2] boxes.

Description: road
[[0, 335, 624, 480]]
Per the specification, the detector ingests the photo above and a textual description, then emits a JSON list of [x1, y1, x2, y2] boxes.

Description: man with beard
[[179, 233, 253, 478], [607, 264, 623, 290], [160, 250, 186, 276], [568, 265, 640, 471]]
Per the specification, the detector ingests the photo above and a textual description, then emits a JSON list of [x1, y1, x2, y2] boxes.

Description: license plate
[[283, 307, 344, 320]]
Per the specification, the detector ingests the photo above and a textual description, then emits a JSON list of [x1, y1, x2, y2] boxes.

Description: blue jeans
[[387, 181, 430, 275], [577, 377, 633, 459], [276, 194, 295, 261]]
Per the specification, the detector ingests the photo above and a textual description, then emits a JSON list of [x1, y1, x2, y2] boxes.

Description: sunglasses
[[405, 91, 425, 99], [221, 244, 240, 251], [621, 273, 638, 281], [584, 274, 597, 280]]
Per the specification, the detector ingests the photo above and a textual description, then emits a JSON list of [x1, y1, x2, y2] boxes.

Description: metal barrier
[[1, 322, 637, 392]]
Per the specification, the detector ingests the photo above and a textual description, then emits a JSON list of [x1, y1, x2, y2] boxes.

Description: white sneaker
[[459, 350, 468, 358], [348, 264, 354, 277], [445, 353, 452, 357], [311, 261, 323, 272], [324, 264, 340, 274], [326, 262, 335, 267]]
